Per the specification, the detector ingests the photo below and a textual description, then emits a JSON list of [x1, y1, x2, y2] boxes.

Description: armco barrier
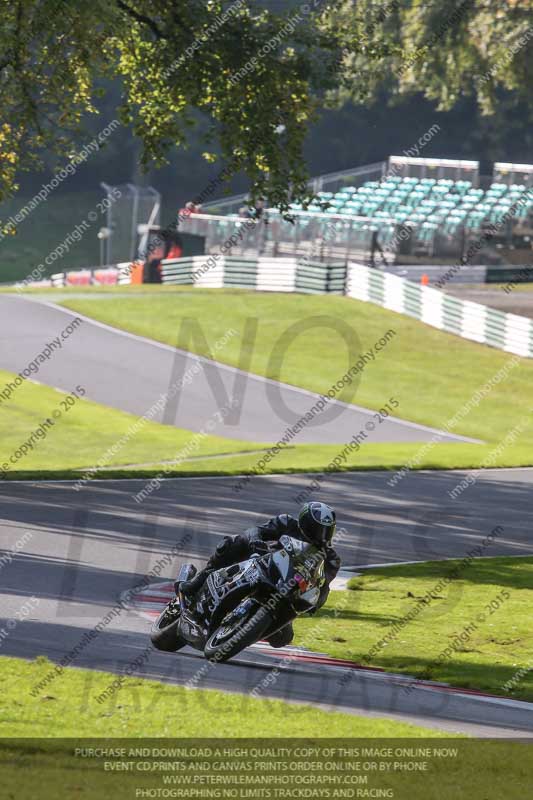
[[161, 256, 347, 294], [347, 262, 533, 358]]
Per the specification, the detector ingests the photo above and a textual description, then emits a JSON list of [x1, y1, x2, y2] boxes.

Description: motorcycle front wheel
[[204, 605, 274, 663], [150, 599, 186, 652]]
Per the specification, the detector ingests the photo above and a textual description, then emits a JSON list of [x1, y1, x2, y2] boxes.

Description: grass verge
[[295, 556, 533, 702], [0, 655, 447, 738], [3, 362, 531, 480], [15, 656, 529, 799], [4, 286, 533, 476], [53, 287, 533, 471], [4, 651, 533, 800], [0, 368, 264, 475]]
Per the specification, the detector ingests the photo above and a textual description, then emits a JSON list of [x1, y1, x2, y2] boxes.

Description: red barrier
[[65, 270, 92, 286], [93, 269, 119, 285]]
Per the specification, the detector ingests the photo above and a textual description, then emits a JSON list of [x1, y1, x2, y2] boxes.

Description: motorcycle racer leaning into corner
[[179, 501, 341, 648]]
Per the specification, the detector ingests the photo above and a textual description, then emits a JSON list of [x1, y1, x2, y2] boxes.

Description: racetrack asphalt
[[1, 468, 533, 737], [0, 295, 475, 445]]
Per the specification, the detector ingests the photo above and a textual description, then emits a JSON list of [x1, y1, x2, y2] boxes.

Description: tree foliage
[[0, 0, 343, 209], [327, 0, 533, 114], [0, 0, 532, 209]]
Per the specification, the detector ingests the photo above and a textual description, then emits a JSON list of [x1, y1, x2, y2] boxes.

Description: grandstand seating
[[194, 158, 533, 265], [287, 176, 533, 240]]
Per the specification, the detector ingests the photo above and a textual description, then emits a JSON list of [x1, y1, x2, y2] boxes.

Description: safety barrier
[[48, 264, 132, 288], [347, 262, 533, 358], [27, 254, 533, 359], [161, 256, 347, 294]]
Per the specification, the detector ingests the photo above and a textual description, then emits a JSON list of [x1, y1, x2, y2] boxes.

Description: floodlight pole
[[126, 183, 140, 262], [100, 182, 113, 264]]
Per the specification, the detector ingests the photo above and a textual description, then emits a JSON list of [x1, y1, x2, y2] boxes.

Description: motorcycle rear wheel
[[204, 605, 274, 663], [150, 600, 186, 652]]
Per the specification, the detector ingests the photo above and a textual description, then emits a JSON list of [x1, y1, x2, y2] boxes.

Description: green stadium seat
[[514, 200, 532, 220], [495, 199, 513, 211], [425, 212, 445, 224], [450, 208, 466, 220], [488, 206, 507, 224], [442, 219, 462, 236], [344, 204, 361, 216], [453, 180, 472, 195], [465, 212, 484, 230], [417, 221, 438, 244], [466, 188, 484, 199], [285, 176, 533, 251], [382, 198, 401, 212], [394, 212, 409, 223]]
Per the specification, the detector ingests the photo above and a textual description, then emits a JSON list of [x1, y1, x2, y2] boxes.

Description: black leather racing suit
[[182, 514, 341, 647]]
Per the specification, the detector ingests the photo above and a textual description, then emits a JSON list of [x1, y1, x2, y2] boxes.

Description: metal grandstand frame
[[178, 210, 388, 265], [494, 163, 533, 188], [192, 157, 533, 269], [387, 156, 480, 185], [203, 161, 387, 215]]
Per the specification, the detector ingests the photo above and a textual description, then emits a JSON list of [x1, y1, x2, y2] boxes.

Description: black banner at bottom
[[1, 738, 532, 799]]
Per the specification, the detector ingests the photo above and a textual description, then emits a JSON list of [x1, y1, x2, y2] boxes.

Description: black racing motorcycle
[[150, 535, 326, 663]]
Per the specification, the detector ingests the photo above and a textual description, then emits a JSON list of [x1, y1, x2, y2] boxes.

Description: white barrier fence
[[347, 262, 533, 358], [15, 253, 533, 359], [161, 256, 346, 294]]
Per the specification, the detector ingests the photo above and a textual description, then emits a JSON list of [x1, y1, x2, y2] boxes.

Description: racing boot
[[178, 568, 210, 602], [266, 622, 294, 648]]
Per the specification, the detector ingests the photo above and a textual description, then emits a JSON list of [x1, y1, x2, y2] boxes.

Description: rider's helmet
[[298, 502, 336, 547]]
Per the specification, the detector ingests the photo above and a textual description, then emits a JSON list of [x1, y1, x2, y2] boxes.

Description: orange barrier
[[130, 262, 144, 284]]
